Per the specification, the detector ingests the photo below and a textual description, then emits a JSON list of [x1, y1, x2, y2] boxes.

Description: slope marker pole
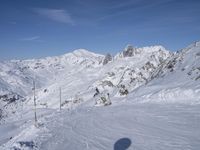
[[33, 80, 38, 127], [59, 87, 62, 111]]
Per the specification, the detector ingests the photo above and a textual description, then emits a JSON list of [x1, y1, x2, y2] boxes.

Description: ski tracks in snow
[[1, 104, 200, 150]]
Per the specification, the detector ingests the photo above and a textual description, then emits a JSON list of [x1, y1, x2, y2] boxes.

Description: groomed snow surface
[[0, 101, 200, 150]]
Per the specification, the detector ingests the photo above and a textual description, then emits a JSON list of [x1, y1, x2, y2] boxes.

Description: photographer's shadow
[[114, 138, 131, 150]]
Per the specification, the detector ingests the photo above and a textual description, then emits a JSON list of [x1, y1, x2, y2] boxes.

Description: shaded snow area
[[0, 103, 200, 150]]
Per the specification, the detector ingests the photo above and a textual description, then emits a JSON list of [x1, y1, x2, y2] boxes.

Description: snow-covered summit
[[62, 49, 104, 67], [0, 44, 172, 112], [70, 49, 103, 57], [0, 49, 104, 97], [1, 41, 200, 120], [114, 45, 170, 59], [130, 41, 200, 103], [90, 45, 171, 98]]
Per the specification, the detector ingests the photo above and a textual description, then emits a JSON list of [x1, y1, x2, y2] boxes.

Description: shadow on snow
[[114, 138, 131, 150]]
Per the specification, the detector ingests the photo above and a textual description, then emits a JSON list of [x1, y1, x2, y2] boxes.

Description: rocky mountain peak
[[123, 44, 138, 57], [103, 53, 112, 65]]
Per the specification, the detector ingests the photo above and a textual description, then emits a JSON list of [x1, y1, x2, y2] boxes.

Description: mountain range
[[0, 41, 200, 150], [1, 41, 200, 117]]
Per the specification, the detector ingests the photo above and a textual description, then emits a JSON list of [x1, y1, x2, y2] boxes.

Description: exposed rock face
[[118, 84, 129, 96], [92, 45, 171, 97], [103, 53, 112, 65], [123, 45, 136, 57]]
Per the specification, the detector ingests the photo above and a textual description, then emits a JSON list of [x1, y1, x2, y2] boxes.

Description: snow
[[0, 42, 200, 149], [1, 103, 200, 150], [130, 41, 200, 104], [0, 44, 172, 112]]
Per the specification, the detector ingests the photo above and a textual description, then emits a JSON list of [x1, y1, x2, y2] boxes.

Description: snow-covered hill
[[93, 45, 171, 98], [0, 49, 104, 96], [1, 41, 200, 114], [1, 45, 172, 106], [130, 41, 200, 103], [0, 41, 200, 150], [0, 49, 104, 119]]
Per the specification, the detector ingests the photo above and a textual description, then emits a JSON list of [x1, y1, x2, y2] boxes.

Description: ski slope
[[1, 101, 200, 150]]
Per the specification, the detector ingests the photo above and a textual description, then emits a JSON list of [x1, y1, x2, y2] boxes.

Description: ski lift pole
[[33, 80, 37, 126], [59, 87, 62, 111]]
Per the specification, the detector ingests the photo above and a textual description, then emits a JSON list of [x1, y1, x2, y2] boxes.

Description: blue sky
[[0, 0, 200, 60]]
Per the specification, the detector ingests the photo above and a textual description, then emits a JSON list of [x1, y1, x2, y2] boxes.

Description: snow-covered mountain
[[0, 49, 104, 118], [91, 45, 171, 97], [130, 41, 200, 103], [1, 41, 200, 118], [0, 45, 171, 108], [1, 41, 200, 150], [0, 49, 104, 95]]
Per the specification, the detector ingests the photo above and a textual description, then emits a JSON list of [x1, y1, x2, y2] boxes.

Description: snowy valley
[[0, 41, 200, 150]]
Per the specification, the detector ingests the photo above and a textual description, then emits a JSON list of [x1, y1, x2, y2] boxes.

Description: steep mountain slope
[[0, 45, 171, 118], [92, 45, 171, 97], [0, 49, 105, 119], [130, 41, 200, 103], [0, 49, 104, 96], [1, 42, 200, 150]]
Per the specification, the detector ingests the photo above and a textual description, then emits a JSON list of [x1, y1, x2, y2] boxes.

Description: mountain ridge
[[0, 41, 200, 122]]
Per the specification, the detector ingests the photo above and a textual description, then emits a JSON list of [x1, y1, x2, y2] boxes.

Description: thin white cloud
[[98, 0, 174, 21], [34, 8, 74, 25], [20, 36, 41, 41]]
